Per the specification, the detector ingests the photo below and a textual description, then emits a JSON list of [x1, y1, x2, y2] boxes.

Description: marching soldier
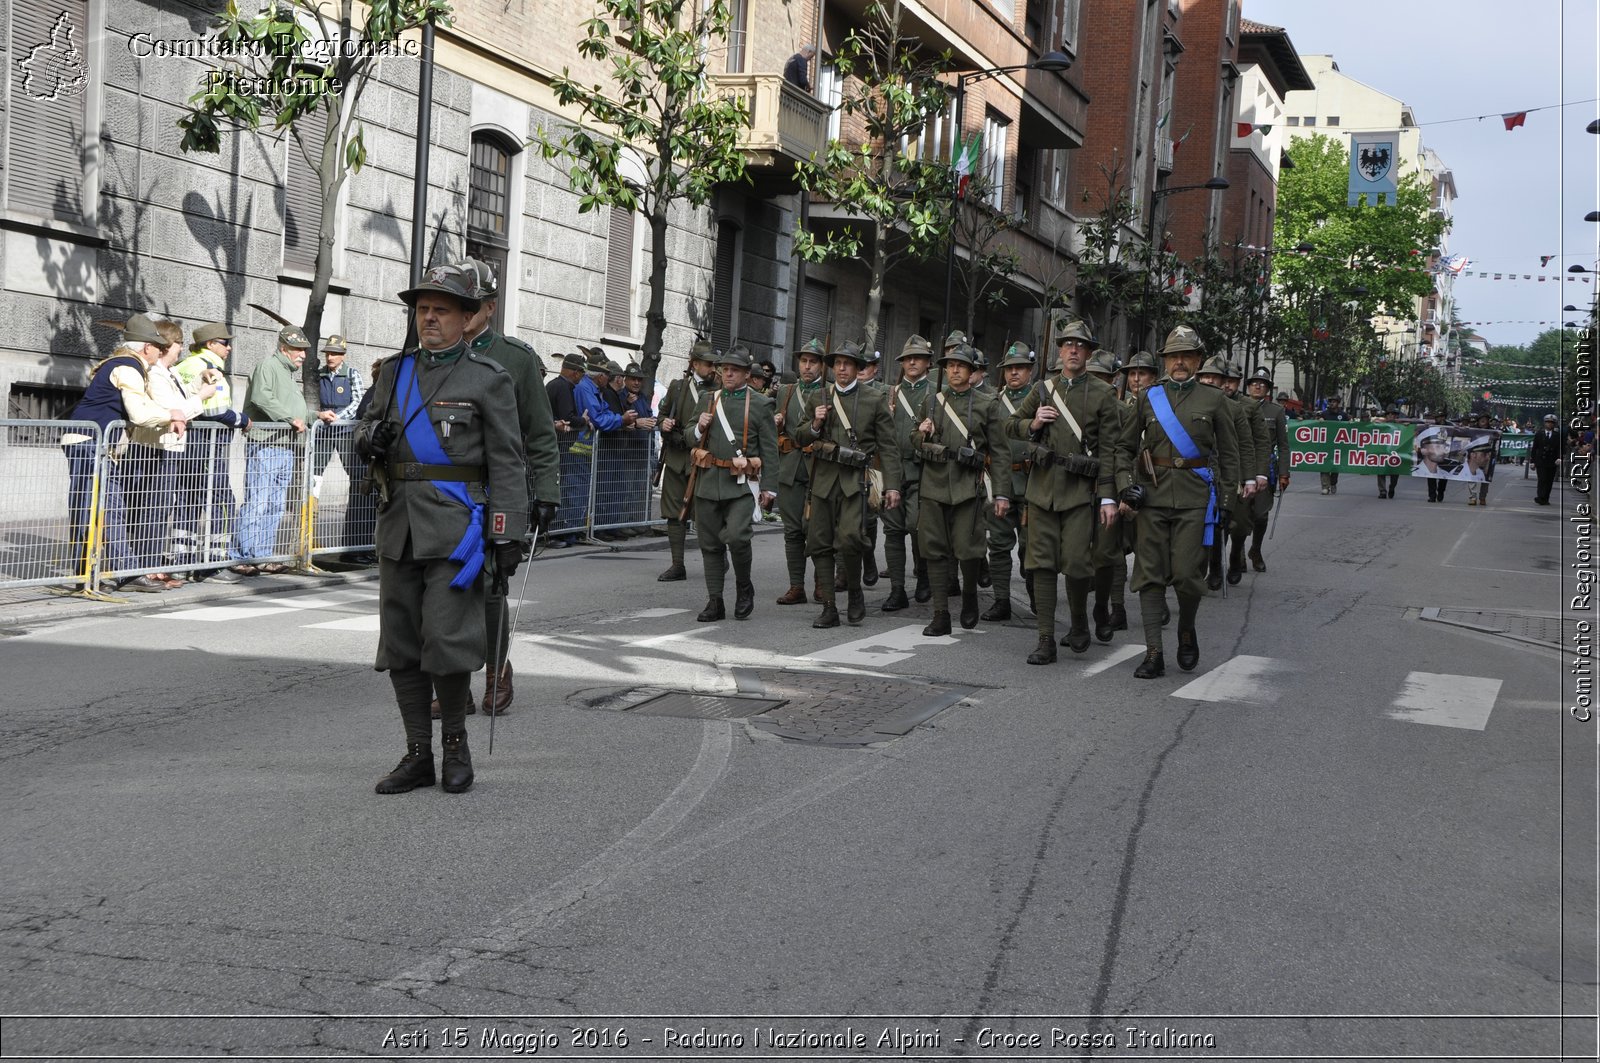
[[794, 341, 903, 628], [1222, 365, 1273, 582], [985, 342, 1039, 621], [774, 339, 827, 605], [911, 344, 1008, 635], [858, 348, 885, 586], [356, 263, 528, 795], [1241, 365, 1289, 571], [1114, 326, 1243, 678], [1085, 348, 1128, 639], [881, 335, 935, 611], [674, 345, 779, 621], [1003, 321, 1123, 665], [457, 259, 562, 715], [655, 340, 718, 581], [1113, 350, 1161, 630]]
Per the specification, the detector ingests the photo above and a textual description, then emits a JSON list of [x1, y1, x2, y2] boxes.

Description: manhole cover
[[734, 668, 976, 746], [624, 692, 787, 720]]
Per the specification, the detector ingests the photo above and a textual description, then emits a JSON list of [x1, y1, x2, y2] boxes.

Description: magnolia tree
[[537, 0, 750, 394], [794, 0, 952, 354], [180, 0, 449, 407]]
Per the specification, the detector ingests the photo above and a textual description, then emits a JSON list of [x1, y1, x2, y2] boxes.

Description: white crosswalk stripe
[[1170, 654, 1291, 705], [1388, 671, 1502, 730]]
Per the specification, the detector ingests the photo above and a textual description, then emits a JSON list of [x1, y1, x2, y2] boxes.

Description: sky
[[1246, 0, 1599, 350]]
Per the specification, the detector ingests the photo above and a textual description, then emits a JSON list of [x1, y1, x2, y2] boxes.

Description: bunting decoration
[[1501, 111, 1527, 130], [1235, 122, 1274, 137], [953, 134, 981, 198]]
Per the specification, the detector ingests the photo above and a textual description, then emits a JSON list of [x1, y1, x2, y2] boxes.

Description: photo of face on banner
[[1412, 425, 1499, 481]]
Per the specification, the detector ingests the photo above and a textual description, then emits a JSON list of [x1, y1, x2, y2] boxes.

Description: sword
[[488, 519, 540, 755]]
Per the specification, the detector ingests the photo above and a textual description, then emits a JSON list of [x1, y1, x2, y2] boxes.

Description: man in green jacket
[[1221, 359, 1270, 585], [1004, 322, 1123, 665], [910, 344, 1008, 635], [1243, 367, 1290, 569], [1196, 356, 1257, 591], [880, 334, 934, 611], [774, 339, 827, 605], [794, 341, 903, 627], [1115, 327, 1243, 678], [985, 342, 1040, 621], [229, 325, 310, 572], [674, 345, 779, 621], [656, 340, 718, 581], [1086, 348, 1129, 639]]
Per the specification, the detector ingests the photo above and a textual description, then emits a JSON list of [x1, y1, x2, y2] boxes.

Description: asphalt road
[[1, 470, 1593, 1061]]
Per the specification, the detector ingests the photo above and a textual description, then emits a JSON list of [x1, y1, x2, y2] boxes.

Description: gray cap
[[716, 345, 753, 368], [561, 352, 589, 372], [193, 322, 232, 346], [278, 326, 311, 350], [999, 342, 1036, 369], [795, 337, 828, 361], [1086, 349, 1119, 376], [1125, 350, 1159, 371], [1247, 366, 1273, 384], [323, 334, 348, 354], [399, 263, 482, 311], [463, 258, 499, 299], [830, 340, 870, 365], [123, 313, 165, 345], [939, 345, 978, 369], [1056, 318, 1096, 344], [1161, 325, 1204, 355], [899, 335, 933, 360], [943, 330, 969, 350], [1197, 354, 1230, 377]]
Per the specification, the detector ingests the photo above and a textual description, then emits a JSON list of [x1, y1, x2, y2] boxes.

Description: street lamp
[[939, 51, 1073, 349], [1136, 176, 1230, 351]]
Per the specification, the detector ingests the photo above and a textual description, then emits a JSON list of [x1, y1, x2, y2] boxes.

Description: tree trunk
[[640, 204, 671, 399]]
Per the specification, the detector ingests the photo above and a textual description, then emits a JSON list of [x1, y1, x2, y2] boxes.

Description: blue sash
[[395, 355, 485, 590], [1147, 384, 1218, 547]]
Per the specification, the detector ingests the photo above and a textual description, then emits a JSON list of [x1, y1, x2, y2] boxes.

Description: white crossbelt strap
[[1047, 379, 1089, 455], [935, 392, 971, 442], [831, 386, 855, 434], [714, 394, 740, 449], [1000, 392, 1019, 415]]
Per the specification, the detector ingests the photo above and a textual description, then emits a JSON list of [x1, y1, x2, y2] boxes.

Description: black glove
[[1118, 483, 1148, 511], [492, 539, 523, 580], [531, 501, 557, 542], [357, 421, 397, 464]]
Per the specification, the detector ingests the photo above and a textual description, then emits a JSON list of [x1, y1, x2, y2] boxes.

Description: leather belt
[[777, 437, 815, 455], [387, 462, 486, 482], [1144, 453, 1208, 469], [1011, 462, 1026, 471]]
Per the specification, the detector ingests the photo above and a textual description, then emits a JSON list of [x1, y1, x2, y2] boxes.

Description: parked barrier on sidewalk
[[0, 417, 670, 593]]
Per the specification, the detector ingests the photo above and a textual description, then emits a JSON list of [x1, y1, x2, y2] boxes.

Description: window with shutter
[[282, 107, 331, 273], [7, 0, 92, 222], [603, 205, 637, 337], [710, 220, 739, 352], [467, 133, 515, 334], [800, 279, 834, 351]]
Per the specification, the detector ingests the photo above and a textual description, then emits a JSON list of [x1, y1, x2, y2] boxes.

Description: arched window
[[467, 131, 519, 333]]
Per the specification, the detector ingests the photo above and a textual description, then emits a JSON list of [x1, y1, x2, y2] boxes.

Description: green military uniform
[[1114, 327, 1242, 679], [1085, 349, 1130, 638], [774, 339, 826, 603], [1200, 356, 1256, 590], [1003, 354, 1122, 665], [1222, 361, 1270, 583], [910, 346, 1006, 634], [1245, 367, 1289, 570], [462, 259, 563, 715], [858, 349, 888, 587], [880, 335, 934, 611], [656, 342, 717, 580], [985, 343, 1039, 621], [675, 346, 779, 621], [793, 343, 903, 627], [358, 264, 529, 796], [1110, 349, 1161, 632]]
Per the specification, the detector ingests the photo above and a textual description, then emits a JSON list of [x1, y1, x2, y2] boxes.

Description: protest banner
[[1287, 421, 1501, 481]]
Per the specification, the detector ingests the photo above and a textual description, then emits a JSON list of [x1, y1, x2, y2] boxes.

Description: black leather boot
[[696, 597, 725, 622], [657, 563, 687, 582], [977, 558, 992, 588], [439, 731, 473, 793], [1025, 569, 1037, 615], [881, 586, 910, 611], [1109, 603, 1128, 631], [862, 553, 880, 586], [981, 599, 1011, 622], [846, 589, 866, 625], [1133, 649, 1165, 679], [1026, 635, 1057, 665], [960, 586, 980, 630], [1059, 627, 1091, 653], [813, 600, 840, 628], [1176, 627, 1199, 672], [922, 610, 952, 637], [913, 559, 932, 603], [375, 743, 435, 794], [733, 582, 755, 621]]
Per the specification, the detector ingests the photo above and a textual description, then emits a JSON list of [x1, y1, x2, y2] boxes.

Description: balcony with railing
[[710, 74, 831, 182]]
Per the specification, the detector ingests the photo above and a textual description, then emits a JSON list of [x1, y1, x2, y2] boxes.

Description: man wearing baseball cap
[[227, 324, 311, 575], [358, 263, 528, 796]]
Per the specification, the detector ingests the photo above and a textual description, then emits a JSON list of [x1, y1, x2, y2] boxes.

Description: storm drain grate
[[623, 692, 788, 720], [1422, 607, 1575, 650]]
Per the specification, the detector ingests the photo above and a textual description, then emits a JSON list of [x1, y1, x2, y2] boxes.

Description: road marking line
[[799, 623, 985, 668], [1080, 643, 1146, 677], [595, 607, 690, 624], [635, 626, 719, 647], [1170, 655, 1288, 705], [1388, 671, 1502, 730], [304, 615, 381, 631]]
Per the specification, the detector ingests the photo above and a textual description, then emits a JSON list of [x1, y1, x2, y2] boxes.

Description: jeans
[[231, 443, 295, 560]]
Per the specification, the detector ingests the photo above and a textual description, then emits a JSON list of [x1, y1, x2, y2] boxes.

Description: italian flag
[[953, 134, 982, 198]]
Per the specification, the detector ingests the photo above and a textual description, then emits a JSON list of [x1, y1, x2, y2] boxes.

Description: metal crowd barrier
[[0, 417, 668, 594]]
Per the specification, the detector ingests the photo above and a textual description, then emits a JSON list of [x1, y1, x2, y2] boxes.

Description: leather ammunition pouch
[[691, 448, 763, 478], [778, 437, 814, 456], [1025, 444, 1100, 478], [816, 441, 870, 468]]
